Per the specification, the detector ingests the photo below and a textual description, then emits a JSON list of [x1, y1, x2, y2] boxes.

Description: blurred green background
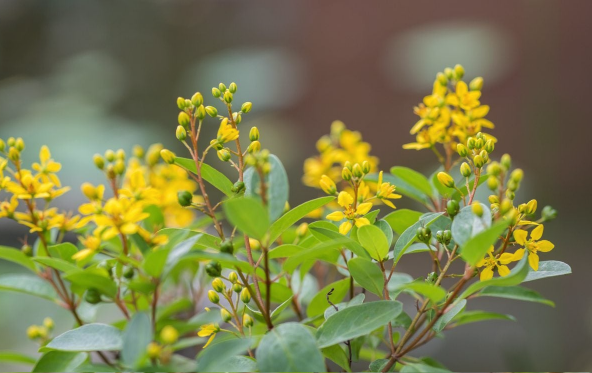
[[1, 0, 591, 371]]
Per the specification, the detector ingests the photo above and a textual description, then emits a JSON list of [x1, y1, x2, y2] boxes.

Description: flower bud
[[231, 181, 245, 194], [352, 163, 363, 178], [320, 175, 337, 195], [460, 162, 472, 178], [436, 72, 448, 86], [160, 149, 176, 164], [212, 278, 225, 293], [113, 159, 126, 175], [242, 314, 254, 327], [8, 147, 19, 162], [487, 176, 499, 190], [205, 106, 218, 117], [486, 162, 501, 176], [467, 137, 476, 150], [176, 125, 187, 141], [160, 326, 179, 344], [21, 244, 32, 257], [229, 82, 237, 93], [241, 102, 252, 113], [221, 309, 232, 323], [474, 138, 484, 150], [116, 149, 125, 161], [342, 167, 352, 181], [500, 154, 511, 170], [106, 164, 116, 180], [541, 205, 557, 221], [205, 261, 222, 277], [510, 168, 523, 182], [506, 190, 515, 200], [446, 199, 459, 217], [147, 342, 161, 359], [444, 67, 454, 80], [220, 239, 234, 255], [85, 288, 101, 304], [208, 290, 220, 304], [249, 127, 260, 141], [526, 199, 537, 215], [212, 87, 221, 98], [133, 145, 144, 159], [81, 183, 98, 200], [248, 141, 261, 154], [471, 202, 484, 217], [507, 178, 518, 192], [217, 149, 231, 162], [93, 154, 105, 170], [296, 222, 309, 237], [177, 97, 186, 109], [232, 283, 242, 293], [416, 227, 431, 243], [105, 149, 116, 162], [43, 317, 54, 330], [484, 140, 495, 153], [0, 139, 5, 151], [191, 92, 203, 106], [196, 105, 206, 120], [454, 64, 465, 79], [240, 288, 251, 304], [228, 272, 238, 283], [218, 83, 227, 92], [470, 77, 483, 91], [361, 161, 371, 174], [344, 161, 352, 170], [15, 138, 24, 151], [457, 143, 468, 157], [178, 112, 191, 128], [437, 172, 455, 188], [473, 154, 485, 168], [488, 195, 499, 204], [500, 199, 513, 215], [248, 238, 260, 250], [223, 91, 233, 104]]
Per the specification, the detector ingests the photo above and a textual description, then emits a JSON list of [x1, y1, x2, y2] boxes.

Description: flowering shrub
[[0, 66, 570, 372]]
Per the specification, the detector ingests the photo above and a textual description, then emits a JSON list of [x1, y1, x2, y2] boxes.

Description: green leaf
[[156, 298, 194, 322], [0, 246, 37, 272], [268, 244, 303, 259], [394, 281, 447, 303], [0, 351, 36, 365], [64, 268, 117, 297], [142, 248, 170, 278], [452, 173, 488, 201], [256, 322, 325, 372], [121, 313, 152, 368], [307, 278, 350, 318], [348, 257, 384, 297], [322, 344, 351, 372], [459, 254, 529, 300], [48, 243, 78, 263], [33, 257, 80, 273], [404, 243, 435, 254], [308, 226, 370, 259], [267, 196, 334, 244], [174, 157, 234, 197], [387, 167, 433, 203], [196, 337, 252, 372], [375, 220, 394, 247], [282, 240, 350, 273], [450, 203, 492, 247], [324, 293, 365, 320], [477, 286, 555, 306], [400, 362, 452, 373], [460, 219, 511, 266], [43, 324, 123, 352], [179, 251, 254, 274], [0, 274, 57, 301], [392, 213, 444, 264], [316, 301, 403, 348], [244, 154, 289, 222], [223, 197, 269, 240], [358, 225, 389, 261], [452, 311, 516, 326], [433, 300, 466, 332], [32, 351, 87, 372], [523, 260, 571, 282]]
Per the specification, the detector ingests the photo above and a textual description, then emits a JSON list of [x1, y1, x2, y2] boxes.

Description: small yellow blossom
[[512, 225, 554, 271], [326, 191, 372, 235], [477, 246, 515, 281], [375, 171, 401, 208], [32, 146, 62, 187], [216, 120, 239, 144], [7, 172, 54, 200], [197, 323, 220, 348]]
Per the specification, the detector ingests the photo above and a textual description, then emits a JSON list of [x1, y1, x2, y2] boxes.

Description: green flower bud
[[352, 163, 363, 178], [234, 113, 242, 124], [85, 288, 101, 304], [21, 244, 32, 257], [487, 176, 499, 190], [436, 72, 448, 86], [217, 149, 232, 162], [242, 314, 254, 327], [220, 239, 234, 255], [133, 145, 144, 158], [474, 138, 484, 150], [212, 87, 221, 98], [229, 82, 237, 93], [8, 147, 19, 162], [205, 261, 222, 277], [123, 267, 135, 279], [113, 159, 126, 175], [510, 168, 523, 182], [232, 283, 242, 293], [218, 83, 227, 92], [454, 64, 465, 79], [240, 288, 251, 304], [344, 161, 352, 170], [146, 342, 161, 359], [223, 91, 233, 104], [196, 105, 206, 120], [480, 150, 489, 163], [160, 326, 179, 345], [507, 178, 518, 192], [248, 141, 261, 153], [105, 149, 116, 162], [177, 97, 186, 109], [15, 138, 24, 151], [6, 137, 15, 147], [0, 139, 5, 151], [176, 125, 187, 141], [106, 164, 116, 180], [205, 106, 218, 117], [341, 167, 352, 181], [500, 199, 513, 215], [160, 149, 176, 164], [500, 154, 511, 170], [506, 190, 515, 200], [457, 143, 468, 157], [467, 137, 476, 150], [228, 272, 238, 283], [541, 205, 557, 221], [241, 102, 252, 113], [437, 172, 455, 188], [43, 317, 54, 330], [362, 161, 371, 174], [484, 140, 495, 153], [473, 154, 485, 168], [249, 127, 260, 141], [471, 202, 484, 217], [526, 199, 538, 215], [444, 67, 454, 80], [93, 154, 105, 170], [208, 290, 220, 304], [488, 195, 499, 204], [460, 162, 472, 178], [469, 77, 484, 91], [178, 112, 191, 127], [177, 191, 192, 207], [446, 199, 460, 217], [232, 181, 245, 194], [416, 227, 431, 243], [486, 162, 502, 176], [221, 309, 232, 323], [191, 92, 203, 106], [212, 277, 225, 292]]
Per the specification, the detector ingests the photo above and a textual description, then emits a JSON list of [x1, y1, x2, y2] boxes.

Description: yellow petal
[[39, 146, 51, 163], [456, 81, 468, 96], [339, 221, 352, 235], [537, 240, 554, 252], [382, 199, 396, 209], [354, 218, 370, 228], [498, 253, 515, 265], [513, 229, 527, 245], [378, 171, 383, 185], [512, 248, 525, 261], [326, 211, 345, 221], [528, 252, 539, 271], [203, 334, 216, 348], [480, 266, 493, 281], [470, 105, 490, 119], [497, 265, 510, 277], [531, 224, 544, 241], [355, 202, 372, 216], [337, 191, 353, 208]]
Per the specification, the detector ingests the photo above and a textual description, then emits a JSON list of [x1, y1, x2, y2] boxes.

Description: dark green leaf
[[142, 248, 170, 278], [64, 268, 117, 297], [43, 324, 123, 352], [33, 257, 80, 273], [223, 197, 269, 240], [382, 209, 423, 236], [307, 278, 350, 318], [477, 285, 555, 306], [452, 310, 516, 326], [394, 281, 446, 303], [268, 244, 303, 259], [196, 337, 252, 372], [32, 351, 87, 372], [0, 351, 36, 365], [433, 300, 466, 332], [267, 196, 334, 244], [348, 257, 384, 297]]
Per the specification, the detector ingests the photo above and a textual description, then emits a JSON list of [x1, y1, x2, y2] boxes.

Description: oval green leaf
[[43, 324, 123, 352], [348, 257, 384, 297], [358, 224, 389, 261], [223, 197, 269, 240]]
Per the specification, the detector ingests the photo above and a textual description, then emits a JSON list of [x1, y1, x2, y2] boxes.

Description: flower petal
[[326, 211, 345, 221], [513, 229, 527, 245], [537, 240, 554, 252], [355, 202, 372, 216], [339, 221, 352, 235], [480, 266, 493, 281], [531, 224, 544, 241], [528, 252, 539, 271], [337, 191, 353, 208]]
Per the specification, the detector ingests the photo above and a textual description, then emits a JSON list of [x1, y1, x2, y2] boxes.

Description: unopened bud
[[454, 64, 465, 79], [473, 154, 485, 168], [500, 199, 513, 215], [93, 154, 105, 170], [320, 175, 337, 195], [342, 167, 352, 181], [240, 288, 251, 304], [242, 314, 254, 327], [218, 83, 227, 92], [205, 106, 218, 117], [501, 154, 511, 170], [228, 272, 238, 283], [178, 112, 191, 128], [249, 127, 260, 141], [191, 92, 203, 106], [361, 161, 371, 174], [232, 283, 242, 293], [488, 195, 499, 204], [436, 72, 448, 86], [147, 342, 161, 359], [457, 143, 468, 157], [196, 105, 206, 120], [221, 309, 232, 322], [15, 138, 24, 151], [217, 149, 232, 162], [212, 278, 225, 293], [105, 149, 116, 162], [160, 326, 179, 344], [247, 141, 261, 153], [241, 102, 252, 113], [229, 82, 237, 93], [205, 261, 222, 277], [447, 199, 460, 217], [467, 137, 476, 150], [460, 162, 472, 178], [113, 159, 125, 175], [352, 163, 363, 178], [437, 172, 455, 188], [160, 149, 176, 164], [471, 202, 484, 217], [487, 176, 498, 190], [542, 205, 557, 221], [469, 77, 483, 91], [484, 140, 495, 153], [223, 91, 233, 104], [526, 199, 537, 215], [212, 87, 221, 98], [208, 290, 220, 304], [510, 169, 523, 182], [176, 126, 187, 141]]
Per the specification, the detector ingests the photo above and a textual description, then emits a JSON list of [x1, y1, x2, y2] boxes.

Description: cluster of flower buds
[[147, 326, 176, 365], [93, 148, 126, 179], [342, 160, 371, 183], [245, 149, 271, 174], [26, 318, 54, 341], [457, 132, 494, 170], [416, 226, 432, 243], [0, 137, 25, 163], [247, 126, 261, 154], [436, 230, 452, 245]]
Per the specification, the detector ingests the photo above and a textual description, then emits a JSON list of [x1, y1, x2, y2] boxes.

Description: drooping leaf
[[196, 337, 252, 372], [460, 219, 511, 266], [0, 274, 57, 301], [121, 313, 152, 368], [348, 257, 384, 297], [357, 224, 389, 261], [0, 246, 37, 273], [256, 323, 325, 372], [267, 196, 335, 244], [223, 197, 269, 240], [477, 286, 555, 306], [32, 351, 87, 372], [316, 301, 403, 348], [450, 203, 492, 247], [392, 213, 444, 264], [244, 154, 289, 222], [174, 157, 234, 197], [522, 260, 571, 282], [43, 324, 123, 352], [0, 351, 36, 365]]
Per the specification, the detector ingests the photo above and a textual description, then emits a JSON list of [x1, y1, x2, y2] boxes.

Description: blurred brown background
[[1, 0, 591, 371]]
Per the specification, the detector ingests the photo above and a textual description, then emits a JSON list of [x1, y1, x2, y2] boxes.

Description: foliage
[[0, 67, 570, 372]]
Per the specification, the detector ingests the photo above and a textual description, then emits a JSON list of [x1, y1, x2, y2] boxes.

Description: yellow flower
[[48, 212, 82, 232], [217, 120, 239, 144], [93, 197, 149, 240], [326, 191, 372, 235], [476, 246, 515, 281], [120, 168, 160, 204], [319, 175, 336, 195], [32, 146, 62, 187], [0, 196, 19, 219], [72, 235, 102, 261], [7, 172, 54, 200], [197, 323, 220, 348], [452, 81, 481, 111], [15, 208, 60, 233], [512, 225, 554, 271], [375, 171, 401, 209]]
